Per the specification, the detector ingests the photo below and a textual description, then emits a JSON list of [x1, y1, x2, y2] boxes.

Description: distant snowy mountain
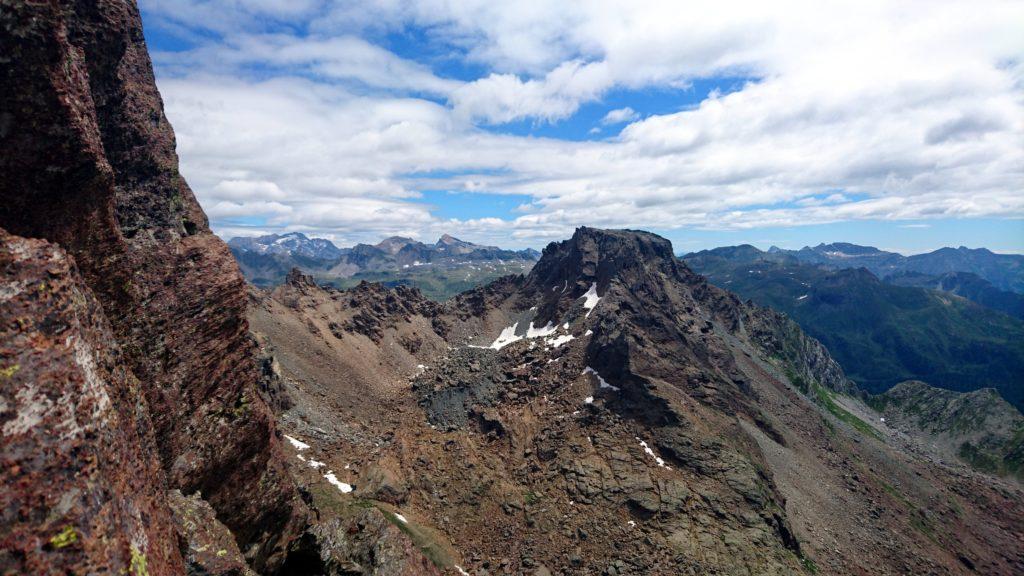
[[227, 232, 346, 260], [227, 233, 540, 291]]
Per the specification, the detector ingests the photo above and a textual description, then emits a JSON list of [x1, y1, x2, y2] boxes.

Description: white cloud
[[152, 34, 461, 95], [451, 61, 611, 124], [601, 107, 639, 125], [145, 0, 1024, 247]]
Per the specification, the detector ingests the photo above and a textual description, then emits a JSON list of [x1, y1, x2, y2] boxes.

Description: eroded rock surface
[[0, 230, 182, 575]]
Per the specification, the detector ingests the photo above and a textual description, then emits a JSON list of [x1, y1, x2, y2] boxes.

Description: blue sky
[[138, 1, 1024, 254]]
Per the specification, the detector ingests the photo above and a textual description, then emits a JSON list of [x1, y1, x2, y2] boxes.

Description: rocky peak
[[528, 227, 684, 292], [375, 235, 418, 254], [810, 242, 883, 255], [285, 267, 318, 288], [521, 227, 695, 322]]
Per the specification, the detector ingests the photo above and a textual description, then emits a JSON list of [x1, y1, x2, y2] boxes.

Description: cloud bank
[[140, 0, 1024, 247]]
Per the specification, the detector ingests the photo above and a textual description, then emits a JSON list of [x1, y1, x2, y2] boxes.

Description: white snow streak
[[489, 322, 522, 349], [526, 321, 557, 338], [545, 334, 575, 348], [284, 435, 310, 451], [324, 471, 353, 493], [638, 438, 671, 469], [583, 366, 619, 391], [580, 283, 601, 317]]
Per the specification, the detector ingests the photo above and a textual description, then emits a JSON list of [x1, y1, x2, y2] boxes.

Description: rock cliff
[[1, 1, 306, 572]]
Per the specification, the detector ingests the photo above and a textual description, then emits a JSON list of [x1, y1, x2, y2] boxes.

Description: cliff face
[[0, 1, 306, 572]]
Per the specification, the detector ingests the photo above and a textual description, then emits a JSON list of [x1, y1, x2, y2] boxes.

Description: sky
[[138, 0, 1024, 254]]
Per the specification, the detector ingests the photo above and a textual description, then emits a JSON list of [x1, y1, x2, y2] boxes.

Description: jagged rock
[[356, 457, 410, 505], [167, 490, 255, 576], [310, 510, 444, 575]]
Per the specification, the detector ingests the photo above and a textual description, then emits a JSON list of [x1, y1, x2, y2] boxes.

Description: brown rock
[[356, 456, 410, 505], [0, 1, 307, 570], [0, 231, 183, 575]]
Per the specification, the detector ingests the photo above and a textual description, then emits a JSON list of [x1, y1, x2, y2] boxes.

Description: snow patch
[[637, 438, 671, 469], [584, 396, 594, 404], [308, 459, 326, 469], [324, 471, 353, 493], [580, 283, 601, 317], [489, 323, 522, 350], [455, 566, 471, 576], [284, 435, 310, 451], [583, 366, 619, 391], [526, 321, 557, 338], [394, 513, 408, 524], [585, 329, 593, 336], [545, 334, 575, 348]]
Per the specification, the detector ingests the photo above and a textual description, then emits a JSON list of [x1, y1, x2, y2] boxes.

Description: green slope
[[684, 247, 1024, 409]]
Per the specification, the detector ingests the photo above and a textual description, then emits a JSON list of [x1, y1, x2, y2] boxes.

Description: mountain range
[[228, 232, 540, 298], [771, 242, 1024, 294], [250, 228, 1024, 574], [2, 3, 1022, 576], [683, 245, 1024, 409]]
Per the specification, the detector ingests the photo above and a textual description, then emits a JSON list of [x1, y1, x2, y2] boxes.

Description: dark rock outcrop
[[167, 489, 255, 576], [0, 1, 306, 571]]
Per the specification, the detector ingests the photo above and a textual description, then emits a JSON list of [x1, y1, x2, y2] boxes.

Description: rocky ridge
[[252, 227, 1024, 575], [871, 380, 1024, 481]]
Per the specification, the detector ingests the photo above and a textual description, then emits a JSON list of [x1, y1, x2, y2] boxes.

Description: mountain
[[869, 381, 1024, 481], [683, 246, 1024, 409], [886, 270, 1024, 319], [228, 232, 347, 260], [228, 232, 541, 297], [5, 2, 1023, 574], [774, 242, 1024, 293], [249, 228, 1023, 575]]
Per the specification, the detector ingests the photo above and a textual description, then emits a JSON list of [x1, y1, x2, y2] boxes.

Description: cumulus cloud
[[601, 107, 639, 125], [143, 0, 1024, 247]]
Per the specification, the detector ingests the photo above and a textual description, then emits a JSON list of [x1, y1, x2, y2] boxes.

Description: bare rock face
[[166, 490, 255, 576], [0, 1, 306, 571], [0, 230, 183, 575]]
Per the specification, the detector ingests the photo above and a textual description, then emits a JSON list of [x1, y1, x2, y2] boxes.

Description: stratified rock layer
[[0, 1, 306, 571]]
